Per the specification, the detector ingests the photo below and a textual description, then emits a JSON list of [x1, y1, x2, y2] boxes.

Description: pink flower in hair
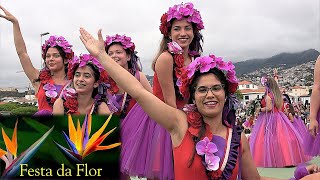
[[42, 35, 74, 61], [177, 54, 239, 98], [261, 76, 267, 86], [199, 56, 215, 73], [67, 54, 106, 83], [225, 61, 235, 71], [186, 60, 199, 78], [160, 2, 204, 36], [105, 34, 135, 52]]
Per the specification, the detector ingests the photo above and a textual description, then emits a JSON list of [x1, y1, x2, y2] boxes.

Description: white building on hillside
[[287, 86, 311, 105], [238, 81, 265, 102]]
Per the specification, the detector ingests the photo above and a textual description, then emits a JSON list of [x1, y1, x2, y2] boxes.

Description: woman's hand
[[79, 28, 106, 58], [0, 5, 18, 23], [309, 118, 319, 137]]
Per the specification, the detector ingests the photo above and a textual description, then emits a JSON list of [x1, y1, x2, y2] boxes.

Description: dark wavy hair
[[34, 46, 68, 83], [43, 46, 68, 74]]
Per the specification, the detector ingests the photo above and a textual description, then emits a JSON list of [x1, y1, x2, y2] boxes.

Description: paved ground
[[258, 157, 320, 179], [130, 157, 320, 179]]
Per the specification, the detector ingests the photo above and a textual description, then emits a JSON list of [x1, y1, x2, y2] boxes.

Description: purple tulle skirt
[[120, 103, 174, 179], [292, 116, 308, 139], [303, 111, 320, 156], [249, 110, 310, 167], [33, 109, 52, 116]]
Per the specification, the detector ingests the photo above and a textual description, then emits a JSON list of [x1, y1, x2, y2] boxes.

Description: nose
[[180, 29, 187, 36], [206, 88, 215, 97], [77, 74, 85, 81]]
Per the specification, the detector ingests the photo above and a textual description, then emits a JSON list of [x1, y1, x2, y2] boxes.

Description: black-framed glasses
[[195, 84, 225, 96]]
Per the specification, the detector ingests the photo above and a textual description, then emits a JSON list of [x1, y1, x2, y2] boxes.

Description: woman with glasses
[[76, 27, 318, 179], [250, 77, 310, 167]]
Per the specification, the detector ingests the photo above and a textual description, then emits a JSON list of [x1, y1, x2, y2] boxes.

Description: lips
[[76, 83, 86, 88], [204, 101, 218, 105], [203, 101, 218, 108], [178, 38, 189, 42]]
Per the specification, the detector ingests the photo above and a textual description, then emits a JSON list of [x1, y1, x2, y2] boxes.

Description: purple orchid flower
[[43, 83, 56, 91], [45, 90, 58, 98], [205, 154, 220, 171], [196, 137, 218, 156]]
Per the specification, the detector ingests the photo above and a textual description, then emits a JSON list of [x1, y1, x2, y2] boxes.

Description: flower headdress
[[64, 54, 117, 114], [41, 35, 74, 61], [104, 34, 141, 72], [105, 34, 135, 52], [160, 2, 204, 36], [260, 76, 268, 87], [177, 54, 239, 99], [67, 54, 107, 83]]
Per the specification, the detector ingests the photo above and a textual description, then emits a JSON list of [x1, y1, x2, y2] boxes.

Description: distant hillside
[[234, 49, 320, 75]]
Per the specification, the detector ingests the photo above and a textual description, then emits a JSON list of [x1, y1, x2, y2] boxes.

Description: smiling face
[[169, 17, 194, 50], [107, 43, 130, 70], [45, 47, 65, 72], [73, 65, 99, 95], [193, 73, 226, 119]]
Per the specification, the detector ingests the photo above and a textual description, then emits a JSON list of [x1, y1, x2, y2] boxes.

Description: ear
[[93, 82, 99, 88], [126, 54, 131, 62]]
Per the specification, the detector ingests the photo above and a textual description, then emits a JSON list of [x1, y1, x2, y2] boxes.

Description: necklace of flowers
[[39, 69, 59, 107], [183, 104, 235, 180], [105, 69, 136, 118], [167, 41, 199, 100]]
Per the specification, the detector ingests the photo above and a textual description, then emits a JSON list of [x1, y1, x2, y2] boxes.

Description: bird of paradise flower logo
[[0, 121, 54, 177], [54, 114, 121, 163]]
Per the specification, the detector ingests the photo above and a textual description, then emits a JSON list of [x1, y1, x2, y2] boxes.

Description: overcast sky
[[0, 0, 319, 90]]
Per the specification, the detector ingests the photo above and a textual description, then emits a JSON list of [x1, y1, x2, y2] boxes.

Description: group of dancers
[[1, 2, 320, 180]]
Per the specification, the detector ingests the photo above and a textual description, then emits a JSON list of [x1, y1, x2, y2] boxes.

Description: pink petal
[[45, 90, 58, 98]]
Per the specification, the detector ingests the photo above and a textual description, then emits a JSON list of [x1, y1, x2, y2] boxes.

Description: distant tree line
[[0, 102, 37, 115]]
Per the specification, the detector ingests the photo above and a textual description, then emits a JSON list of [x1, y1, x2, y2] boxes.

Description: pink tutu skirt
[[120, 103, 174, 179], [292, 116, 309, 139], [249, 110, 310, 167]]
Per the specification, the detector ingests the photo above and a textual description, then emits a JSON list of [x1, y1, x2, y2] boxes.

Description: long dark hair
[[187, 68, 236, 167], [34, 46, 68, 83]]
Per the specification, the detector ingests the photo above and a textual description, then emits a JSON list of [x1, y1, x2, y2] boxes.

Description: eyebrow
[[198, 84, 222, 87]]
